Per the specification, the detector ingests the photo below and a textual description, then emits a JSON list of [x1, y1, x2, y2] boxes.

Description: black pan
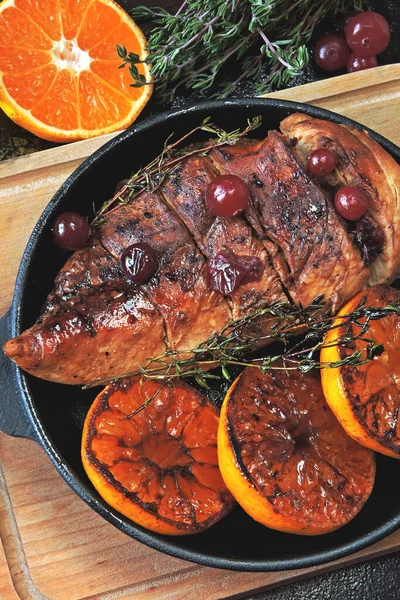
[[1, 99, 400, 572]]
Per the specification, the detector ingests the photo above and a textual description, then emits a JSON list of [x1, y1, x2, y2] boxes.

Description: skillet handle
[[0, 311, 37, 440]]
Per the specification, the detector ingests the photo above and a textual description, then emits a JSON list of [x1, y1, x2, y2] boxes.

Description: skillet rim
[[8, 98, 400, 571]]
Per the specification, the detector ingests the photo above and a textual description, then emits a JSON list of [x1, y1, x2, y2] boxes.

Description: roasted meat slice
[[160, 155, 285, 319], [210, 132, 370, 311], [95, 189, 230, 351], [280, 113, 400, 286], [4, 283, 166, 384]]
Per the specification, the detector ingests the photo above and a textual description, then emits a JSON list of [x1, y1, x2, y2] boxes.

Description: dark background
[[1, 1, 399, 598]]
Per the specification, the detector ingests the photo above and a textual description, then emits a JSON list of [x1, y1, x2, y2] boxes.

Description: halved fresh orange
[[82, 379, 234, 535], [321, 285, 400, 459], [218, 366, 375, 535], [0, 0, 152, 141]]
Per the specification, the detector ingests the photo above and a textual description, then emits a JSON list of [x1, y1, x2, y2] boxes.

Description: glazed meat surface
[[96, 189, 230, 352], [210, 131, 370, 310], [280, 113, 400, 286], [160, 155, 285, 319], [4, 115, 400, 385]]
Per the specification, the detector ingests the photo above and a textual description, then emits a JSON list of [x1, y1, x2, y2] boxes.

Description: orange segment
[[321, 285, 400, 459], [59, 0, 94, 41], [3, 65, 57, 110], [0, 0, 152, 141], [77, 0, 121, 50], [78, 71, 132, 129], [91, 60, 145, 100], [82, 379, 234, 535], [31, 69, 79, 129], [88, 20, 145, 59], [14, 0, 62, 40], [0, 6, 51, 49], [0, 48, 51, 74], [218, 367, 375, 535]]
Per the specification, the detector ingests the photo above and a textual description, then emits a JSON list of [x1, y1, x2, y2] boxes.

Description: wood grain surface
[[1, 432, 400, 600], [0, 65, 399, 599]]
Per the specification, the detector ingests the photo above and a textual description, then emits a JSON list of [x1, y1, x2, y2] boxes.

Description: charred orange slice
[[321, 285, 400, 459], [82, 379, 234, 535], [218, 367, 375, 535]]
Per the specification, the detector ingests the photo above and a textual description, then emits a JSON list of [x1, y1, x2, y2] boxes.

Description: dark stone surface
[[1, 1, 400, 598], [248, 551, 400, 600]]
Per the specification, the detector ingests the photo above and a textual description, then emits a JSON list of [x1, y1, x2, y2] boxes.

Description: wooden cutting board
[[0, 64, 399, 599]]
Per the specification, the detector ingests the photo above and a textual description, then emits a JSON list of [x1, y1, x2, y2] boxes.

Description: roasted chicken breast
[[4, 115, 400, 385]]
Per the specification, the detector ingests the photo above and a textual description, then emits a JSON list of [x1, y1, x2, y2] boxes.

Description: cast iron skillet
[[1, 99, 400, 572]]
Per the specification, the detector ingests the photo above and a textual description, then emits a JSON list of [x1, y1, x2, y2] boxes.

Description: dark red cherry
[[120, 242, 158, 283], [307, 148, 337, 177], [339, 11, 360, 36], [346, 52, 378, 72], [207, 251, 263, 295], [314, 34, 349, 72], [206, 175, 250, 217], [345, 12, 390, 57], [53, 211, 90, 251], [334, 186, 369, 221]]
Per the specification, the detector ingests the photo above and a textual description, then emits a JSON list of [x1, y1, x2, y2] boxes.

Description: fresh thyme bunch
[[118, 0, 364, 104]]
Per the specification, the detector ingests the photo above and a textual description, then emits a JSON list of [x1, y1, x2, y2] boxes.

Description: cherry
[[53, 211, 90, 251], [206, 175, 250, 217], [120, 242, 158, 283], [307, 148, 337, 177], [339, 11, 360, 36], [334, 186, 369, 221], [345, 12, 390, 57], [206, 251, 263, 295], [314, 34, 349, 72], [346, 52, 378, 73]]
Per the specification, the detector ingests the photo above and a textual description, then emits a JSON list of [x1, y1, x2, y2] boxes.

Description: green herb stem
[[83, 299, 400, 390], [120, 0, 365, 103]]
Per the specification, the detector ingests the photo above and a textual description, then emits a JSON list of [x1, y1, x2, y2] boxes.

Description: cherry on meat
[[307, 148, 337, 177], [53, 211, 90, 251], [334, 186, 369, 221], [206, 175, 250, 217], [207, 251, 263, 295], [120, 242, 158, 283]]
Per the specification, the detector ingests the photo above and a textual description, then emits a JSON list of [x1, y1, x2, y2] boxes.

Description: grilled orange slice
[[321, 285, 400, 459], [0, 0, 152, 141], [82, 379, 234, 535], [218, 367, 375, 535]]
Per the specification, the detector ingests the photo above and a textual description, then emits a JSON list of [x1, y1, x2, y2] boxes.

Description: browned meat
[[96, 189, 230, 351], [280, 113, 400, 286], [4, 190, 230, 384], [4, 115, 400, 386], [160, 155, 285, 319], [43, 239, 124, 313], [5, 283, 166, 384], [210, 132, 370, 310]]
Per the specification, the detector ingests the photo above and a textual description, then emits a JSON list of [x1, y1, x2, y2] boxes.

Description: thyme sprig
[[120, 0, 364, 103], [83, 298, 400, 390], [91, 115, 261, 226]]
